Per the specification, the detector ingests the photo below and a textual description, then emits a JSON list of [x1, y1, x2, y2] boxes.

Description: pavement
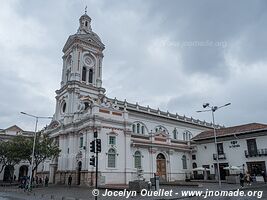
[[0, 182, 266, 200]]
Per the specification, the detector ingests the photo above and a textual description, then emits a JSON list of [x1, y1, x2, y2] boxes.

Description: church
[[42, 12, 214, 186]]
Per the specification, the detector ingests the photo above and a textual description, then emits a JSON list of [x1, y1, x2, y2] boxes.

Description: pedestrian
[[24, 177, 30, 192], [240, 173, 244, 188], [45, 176, 49, 187], [68, 175, 72, 187], [245, 171, 251, 186], [39, 177, 43, 185], [35, 176, 39, 185], [262, 171, 266, 184]]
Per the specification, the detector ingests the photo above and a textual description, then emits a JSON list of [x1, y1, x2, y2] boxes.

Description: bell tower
[[54, 12, 105, 123]]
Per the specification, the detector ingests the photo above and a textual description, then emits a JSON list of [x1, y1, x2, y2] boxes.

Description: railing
[[213, 153, 226, 160], [244, 148, 267, 157]]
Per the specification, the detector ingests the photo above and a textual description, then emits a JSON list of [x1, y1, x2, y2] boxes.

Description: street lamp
[[20, 112, 52, 190], [197, 103, 231, 188]]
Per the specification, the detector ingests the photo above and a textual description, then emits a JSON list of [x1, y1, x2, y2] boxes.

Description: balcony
[[213, 153, 226, 160], [245, 149, 267, 158]]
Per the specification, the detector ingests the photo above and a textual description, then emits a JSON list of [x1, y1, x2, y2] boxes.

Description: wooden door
[[156, 153, 166, 180]]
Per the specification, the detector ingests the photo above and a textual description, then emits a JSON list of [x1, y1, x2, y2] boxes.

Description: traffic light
[[94, 131, 98, 138], [96, 139, 101, 153], [90, 156, 95, 166], [90, 140, 95, 153]]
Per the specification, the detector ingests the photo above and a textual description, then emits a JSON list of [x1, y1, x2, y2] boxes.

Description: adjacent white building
[[42, 13, 214, 186], [0, 125, 32, 182], [192, 123, 267, 182]]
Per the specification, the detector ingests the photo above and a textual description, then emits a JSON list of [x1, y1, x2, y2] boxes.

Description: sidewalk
[[0, 182, 266, 200]]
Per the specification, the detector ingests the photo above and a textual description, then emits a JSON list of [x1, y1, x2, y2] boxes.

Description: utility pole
[[90, 131, 101, 200]]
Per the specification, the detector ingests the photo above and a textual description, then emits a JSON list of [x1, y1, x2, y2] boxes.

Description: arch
[[132, 121, 148, 134], [107, 148, 116, 168], [183, 130, 193, 141], [62, 101, 66, 113], [3, 165, 14, 182], [182, 155, 187, 169], [19, 165, 28, 180], [134, 151, 142, 169], [156, 153, 166, 180], [154, 125, 169, 134], [192, 162, 197, 168], [89, 69, 93, 83], [82, 67, 87, 81]]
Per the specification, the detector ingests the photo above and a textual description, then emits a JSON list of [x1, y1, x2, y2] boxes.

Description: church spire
[[77, 8, 92, 34]]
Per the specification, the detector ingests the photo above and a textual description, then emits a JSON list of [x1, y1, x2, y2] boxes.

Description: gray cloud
[[0, 0, 267, 130]]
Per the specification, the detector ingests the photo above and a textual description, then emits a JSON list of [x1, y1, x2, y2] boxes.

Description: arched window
[[108, 149, 116, 168], [137, 123, 140, 134], [62, 101, 66, 113], [154, 125, 168, 134], [192, 162, 197, 169], [182, 155, 187, 169], [85, 21, 88, 27], [84, 102, 90, 110], [134, 151, 142, 169], [132, 124, 136, 133], [141, 126, 144, 134], [89, 69, 93, 83], [82, 67, 86, 81]]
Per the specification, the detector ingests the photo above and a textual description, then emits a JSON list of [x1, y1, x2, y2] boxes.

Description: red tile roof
[[192, 123, 267, 141]]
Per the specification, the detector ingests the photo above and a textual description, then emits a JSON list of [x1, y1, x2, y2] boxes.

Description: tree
[[0, 138, 26, 181], [0, 134, 60, 181], [14, 133, 61, 174]]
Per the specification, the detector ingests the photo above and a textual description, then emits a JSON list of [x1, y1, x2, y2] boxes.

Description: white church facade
[[42, 13, 215, 186]]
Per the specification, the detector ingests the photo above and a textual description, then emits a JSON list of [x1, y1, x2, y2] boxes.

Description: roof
[[106, 97, 217, 129], [192, 123, 267, 141], [4, 125, 23, 132]]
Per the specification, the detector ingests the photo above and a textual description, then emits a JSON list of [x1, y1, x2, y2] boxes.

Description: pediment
[[5, 125, 23, 132], [63, 33, 105, 53], [155, 131, 168, 138], [47, 120, 61, 130]]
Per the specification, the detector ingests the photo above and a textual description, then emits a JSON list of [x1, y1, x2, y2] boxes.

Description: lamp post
[[197, 103, 231, 188], [20, 112, 52, 190]]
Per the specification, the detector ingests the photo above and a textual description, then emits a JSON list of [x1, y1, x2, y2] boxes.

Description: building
[[0, 125, 32, 182], [43, 12, 215, 186], [192, 123, 267, 182]]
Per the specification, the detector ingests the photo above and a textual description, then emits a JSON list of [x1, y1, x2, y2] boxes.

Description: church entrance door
[[156, 153, 166, 180]]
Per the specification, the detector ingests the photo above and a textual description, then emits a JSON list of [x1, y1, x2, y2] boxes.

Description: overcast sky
[[0, 0, 267, 131]]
